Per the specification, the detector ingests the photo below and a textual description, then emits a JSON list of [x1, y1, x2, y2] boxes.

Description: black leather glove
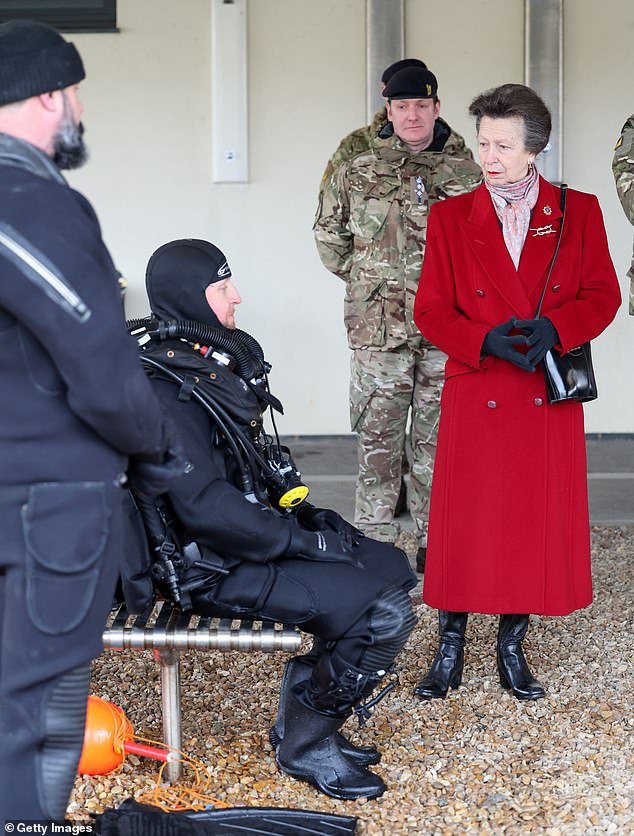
[[513, 317, 559, 367], [481, 319, 534, 372], [128, 432, 192, 500], [294, 504, 364, 550], [287, 520, 358, 566]]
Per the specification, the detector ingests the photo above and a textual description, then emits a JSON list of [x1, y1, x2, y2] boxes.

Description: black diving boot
[[414, 610, 468, 699], [269, 656, 381, 765], [275, 687, 386, 800], [497, 614, 545, 700]]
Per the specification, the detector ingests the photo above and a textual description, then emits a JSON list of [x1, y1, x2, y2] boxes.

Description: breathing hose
[[127, 317, 265, 381], [140, 356, 255, 495]]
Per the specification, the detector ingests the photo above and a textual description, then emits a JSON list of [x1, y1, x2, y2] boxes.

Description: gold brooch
[[543, 205, 552, 215], [530, 224, 557, 237]]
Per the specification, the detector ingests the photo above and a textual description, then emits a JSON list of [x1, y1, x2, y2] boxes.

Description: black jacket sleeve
[[152, 380, 293, 563], [0, 177, 167, 457]]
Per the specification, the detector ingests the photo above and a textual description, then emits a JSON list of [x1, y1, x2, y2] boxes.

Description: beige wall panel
[[404, 0, 525, 155], [563, 0, 634, 433], [69, 0, 215, 316], [208, 0, 365, 434]]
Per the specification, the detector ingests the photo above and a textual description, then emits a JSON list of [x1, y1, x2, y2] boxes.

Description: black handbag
[[534, 184, 598, 404]]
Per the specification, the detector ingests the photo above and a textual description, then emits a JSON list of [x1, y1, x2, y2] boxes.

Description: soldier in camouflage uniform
[[320, 60, 426, 520], [314, 66, 482, 568], [319, 61, 475, 536], [612, 114, 634, 315]]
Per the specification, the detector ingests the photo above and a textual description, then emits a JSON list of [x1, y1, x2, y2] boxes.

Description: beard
[[52, 93, 89, 170]]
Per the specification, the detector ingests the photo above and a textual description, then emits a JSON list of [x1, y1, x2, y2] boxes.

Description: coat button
[[552, 284, 561, 292], [534, 397, 544, 406], [476, 289, 486, 297], [487, 400, 497, 409]]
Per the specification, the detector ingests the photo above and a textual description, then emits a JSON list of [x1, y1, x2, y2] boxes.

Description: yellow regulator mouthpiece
[[278, 485, 310, 509]]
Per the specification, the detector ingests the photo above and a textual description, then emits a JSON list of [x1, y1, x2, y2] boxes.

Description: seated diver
[[126, 238, 418, 801]]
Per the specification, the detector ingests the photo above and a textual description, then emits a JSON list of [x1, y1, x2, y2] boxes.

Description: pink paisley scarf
[[485, 166, 539, 268]]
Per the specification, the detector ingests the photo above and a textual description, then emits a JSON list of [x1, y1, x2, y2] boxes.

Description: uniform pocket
[[347, 178, 394, 240], [349, 351, 374, 431], [22, 482, 110, 635], [344, 278, 388, 349]]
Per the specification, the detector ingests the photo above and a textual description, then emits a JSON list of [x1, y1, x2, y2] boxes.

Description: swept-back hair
[[469, 84, 551, 154]]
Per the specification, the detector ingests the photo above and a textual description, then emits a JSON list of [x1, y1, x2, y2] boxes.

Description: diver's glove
[[287, 520, 358, 565], [481, 319, 534, 371], [128, 428, 192, 500], [294, 504, 364, 551], [513, 317, 559, 367]]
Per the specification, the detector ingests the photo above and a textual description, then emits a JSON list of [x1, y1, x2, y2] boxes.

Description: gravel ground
[[69, 526, 633, 834]]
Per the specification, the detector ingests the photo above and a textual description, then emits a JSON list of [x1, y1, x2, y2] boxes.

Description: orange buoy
[[78, 695, 171, 775]]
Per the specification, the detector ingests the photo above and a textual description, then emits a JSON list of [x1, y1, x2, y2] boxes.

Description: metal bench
[[102, 600, 302, 780]]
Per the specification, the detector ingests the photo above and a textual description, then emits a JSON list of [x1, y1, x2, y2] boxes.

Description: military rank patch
[[412, 175, 426, 205], [613, 129, 632, 157]]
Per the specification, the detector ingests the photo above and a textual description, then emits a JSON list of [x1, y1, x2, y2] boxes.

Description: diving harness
[[126, 317, 310, 608]]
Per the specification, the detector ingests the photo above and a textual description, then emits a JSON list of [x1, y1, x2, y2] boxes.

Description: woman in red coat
[[413, 84, 621, 701]]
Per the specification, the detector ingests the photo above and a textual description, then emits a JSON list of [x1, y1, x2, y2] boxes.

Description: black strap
[[534, 183, 568, 318], [177, 373, 197, 402]]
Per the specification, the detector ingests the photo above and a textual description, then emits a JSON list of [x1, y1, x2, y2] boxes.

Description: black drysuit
[[0, 135, 169, 822], [149, 368, 416, 646]]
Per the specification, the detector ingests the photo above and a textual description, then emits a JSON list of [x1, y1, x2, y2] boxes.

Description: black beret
[[0, 20, 85, 106], [383, 66, 438, 101], [381, 58, 427, 84]]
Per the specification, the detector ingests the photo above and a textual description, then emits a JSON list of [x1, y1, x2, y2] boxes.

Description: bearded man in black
[[0, 21, 185, 822]]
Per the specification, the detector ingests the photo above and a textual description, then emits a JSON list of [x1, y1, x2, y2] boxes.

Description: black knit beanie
[[146, 239, 232, 328], [0, 19, 85, 107]]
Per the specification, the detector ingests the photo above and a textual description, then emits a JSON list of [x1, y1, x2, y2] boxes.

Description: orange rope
[[128, 734, 231, 811], [92, 701, 230, 811], [109, 704, 129, 756]]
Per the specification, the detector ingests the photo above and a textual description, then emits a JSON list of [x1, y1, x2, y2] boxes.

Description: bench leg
[[153, 648, 182, 782]]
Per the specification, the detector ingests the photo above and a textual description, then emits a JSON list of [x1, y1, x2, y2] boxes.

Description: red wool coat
[[414, 178, 621, 615]]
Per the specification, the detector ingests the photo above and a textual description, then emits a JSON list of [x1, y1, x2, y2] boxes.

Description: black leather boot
[[269, 656, 381, 765], [414, 610, 468, 699], [275, 687, 386, 800], [497, 614, 545, 700], [415, 546, 426, 574]]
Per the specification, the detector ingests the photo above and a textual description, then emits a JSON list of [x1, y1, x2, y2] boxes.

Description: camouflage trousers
[[350, 345, 445, 546]]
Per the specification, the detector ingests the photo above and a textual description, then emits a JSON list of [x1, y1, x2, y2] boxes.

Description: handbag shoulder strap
[[534, 183, 568, 318]]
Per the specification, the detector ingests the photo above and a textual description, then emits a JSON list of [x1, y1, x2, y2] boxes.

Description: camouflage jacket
[[320, 108, 389, 195], [314, 121, 482, 350], [319, 109, 474, 199], [612, 114, 634, 314]]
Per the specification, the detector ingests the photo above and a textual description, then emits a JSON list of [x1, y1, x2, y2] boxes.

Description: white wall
[[67, 0, 633, 434], [563, 0, 633, 432]]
